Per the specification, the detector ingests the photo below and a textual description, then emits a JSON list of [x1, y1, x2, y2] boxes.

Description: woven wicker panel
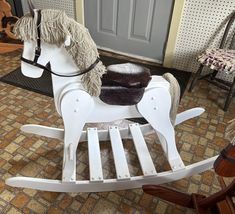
[[173, 0, 235, 82], [21, 0, 76, 18]]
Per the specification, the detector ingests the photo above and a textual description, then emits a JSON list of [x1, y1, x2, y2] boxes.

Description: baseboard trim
[[98, 46, 162, 66]]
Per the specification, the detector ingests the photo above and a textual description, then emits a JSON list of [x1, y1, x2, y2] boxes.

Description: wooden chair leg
[[224, 77, 235, 111], [189, 65, 204, 92], [192, 194, 213, 214], [216, 177, 235, 214], [143, 181, 235, 214], [210, 70, 219, 80], [142, 185, 199, 208]]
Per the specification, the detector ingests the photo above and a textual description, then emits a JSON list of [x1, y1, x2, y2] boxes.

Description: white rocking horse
[[6, 4, 217, 193]]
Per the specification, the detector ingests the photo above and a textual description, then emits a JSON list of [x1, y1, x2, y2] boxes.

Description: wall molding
[[75, 0, 84, 25], [98, 46, 162, 64], [163, 0, 185, 68]]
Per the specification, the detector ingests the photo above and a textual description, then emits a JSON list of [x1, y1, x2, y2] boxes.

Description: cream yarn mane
[[14, 9, 106, 96]]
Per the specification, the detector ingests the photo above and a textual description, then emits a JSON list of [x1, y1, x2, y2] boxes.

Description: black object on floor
[[0, 55, 191, 99], [0, 66, 53, 97]]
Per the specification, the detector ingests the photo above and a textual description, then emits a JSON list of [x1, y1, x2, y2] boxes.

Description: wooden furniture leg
[[216, 177, 235, 214], [188, 65, 204, 92], [224, 77, 235, 111], [143, 178, 235, 214], [142, 185, 205, 209]]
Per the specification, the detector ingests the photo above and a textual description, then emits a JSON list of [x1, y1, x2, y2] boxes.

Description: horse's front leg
[[137, 87, 185, 171], [60, 90, 94, 182]]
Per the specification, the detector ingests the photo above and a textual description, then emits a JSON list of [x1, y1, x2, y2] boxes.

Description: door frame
[[75, 0, 85, 25], [76, 0, 185, 66], [163, 0, 185, 67]]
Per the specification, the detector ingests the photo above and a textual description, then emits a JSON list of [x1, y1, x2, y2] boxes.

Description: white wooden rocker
[[6, 4, 217, 193]]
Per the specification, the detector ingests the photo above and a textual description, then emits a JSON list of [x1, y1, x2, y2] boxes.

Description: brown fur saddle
[[100, 63, 152, 105]]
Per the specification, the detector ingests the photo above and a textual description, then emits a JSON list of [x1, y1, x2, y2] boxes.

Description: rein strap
[[33, 9, 41, 63], [21, 9, 101, 78], [21, 56, 101, 77]]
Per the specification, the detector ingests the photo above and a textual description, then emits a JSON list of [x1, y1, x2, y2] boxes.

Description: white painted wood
[[175, 107, 205, 125], [6, 155, 217, 192], [20, 107, 205, 141], [22, 41, 170, 119], [60, 90, 94, 182], [21, 42, 173, 125], [83, 76, 169, 123], [109, 126, 130, 180], [129, 124, 157, 177], [21, 124, 64, 140], [21, 123, 152, 141], [87, 128, 103, 182], [68, 143, 74, 161], [13, 40, 210, 193], [21, 41, 83, 115], [137, 87, 185, 171]]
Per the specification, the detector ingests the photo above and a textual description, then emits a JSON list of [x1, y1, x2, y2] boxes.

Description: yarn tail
[[162, 73, 180, 126]]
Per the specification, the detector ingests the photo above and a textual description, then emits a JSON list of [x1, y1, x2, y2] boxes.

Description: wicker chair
[[188, 11, 235, 111]]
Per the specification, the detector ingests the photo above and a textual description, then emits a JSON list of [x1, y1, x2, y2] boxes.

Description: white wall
[[21, 0, 76, 18]]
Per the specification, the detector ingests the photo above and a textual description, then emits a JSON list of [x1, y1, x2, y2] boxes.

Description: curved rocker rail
[[7, 107, 210, 193], [6, 156, 217, 192]]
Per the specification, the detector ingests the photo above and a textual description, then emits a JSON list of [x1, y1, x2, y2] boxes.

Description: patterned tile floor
[[0, 50, 234, 214]]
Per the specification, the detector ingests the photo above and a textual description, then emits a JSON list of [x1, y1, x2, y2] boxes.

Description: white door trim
[[163, 0, 186, 68], [75, 0, 85, 25]]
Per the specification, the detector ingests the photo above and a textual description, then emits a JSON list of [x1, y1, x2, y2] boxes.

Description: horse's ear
[[64, 35, 71, 46], [27, 0, 35, 17]]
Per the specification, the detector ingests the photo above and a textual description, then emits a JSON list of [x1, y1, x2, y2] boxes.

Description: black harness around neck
[[21, 9, 100, 77]]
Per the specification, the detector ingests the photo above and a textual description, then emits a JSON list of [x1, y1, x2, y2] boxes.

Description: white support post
[[60, 90, 94, 183], [87, 128, 103, 182], [109, 126, 130, 180], [130, 124, 157, 177]]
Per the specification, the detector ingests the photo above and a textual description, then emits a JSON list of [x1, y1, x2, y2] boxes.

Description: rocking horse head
[[14, 1, 106, 96]]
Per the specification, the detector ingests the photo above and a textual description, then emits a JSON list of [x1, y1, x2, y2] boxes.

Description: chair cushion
[[198, 49, 235, 74]]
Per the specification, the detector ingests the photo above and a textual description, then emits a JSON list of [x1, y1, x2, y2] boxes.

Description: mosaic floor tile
[[0, 50, 234, 213]]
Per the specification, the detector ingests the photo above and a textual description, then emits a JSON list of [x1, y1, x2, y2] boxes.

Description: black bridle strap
[[21, 9, 101, 77], [33, 9, 42, 63], [21, 56, 101, 77]]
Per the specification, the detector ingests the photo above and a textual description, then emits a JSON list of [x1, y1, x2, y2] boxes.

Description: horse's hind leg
[[60, 90, 94, 182], [137, 87, 185, 171]]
